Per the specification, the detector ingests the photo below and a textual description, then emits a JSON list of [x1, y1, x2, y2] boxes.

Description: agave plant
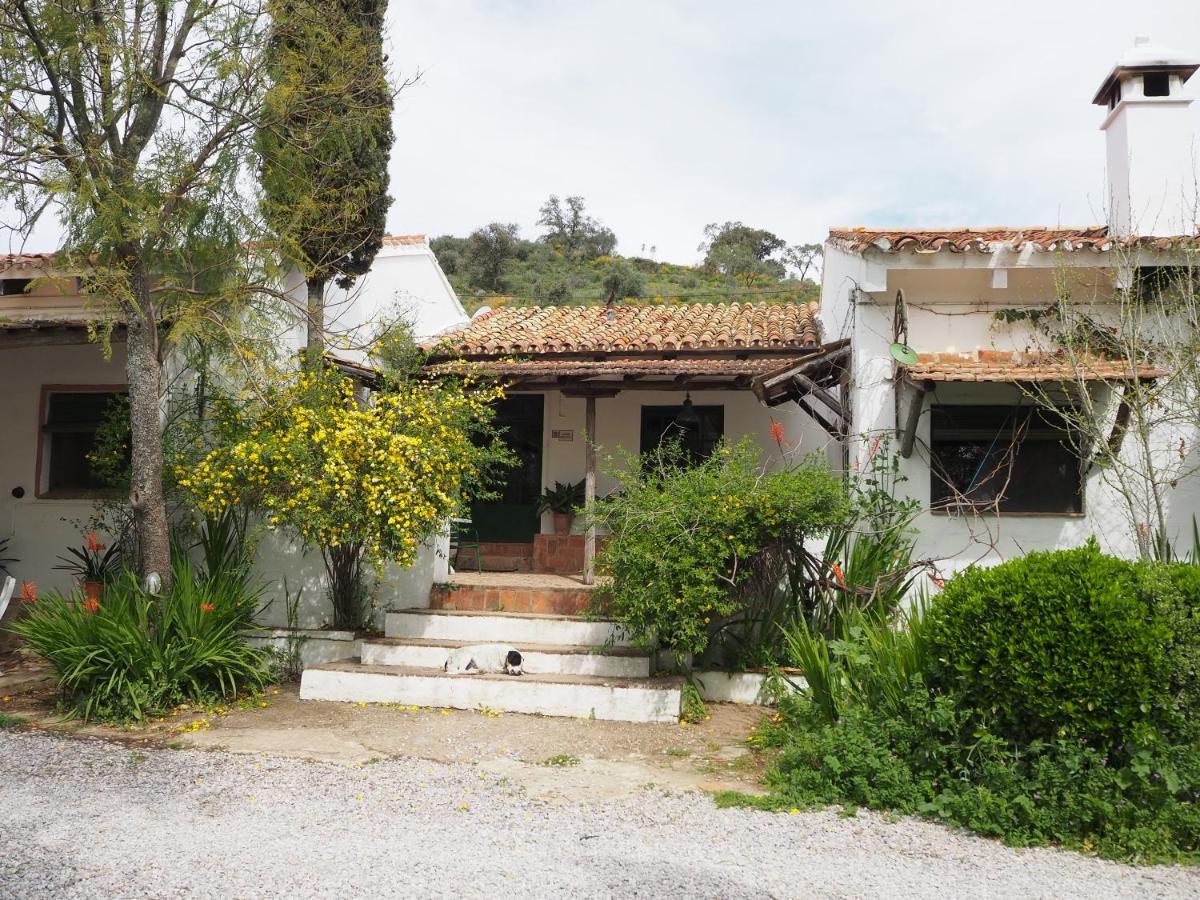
[[0, 537, 17, 578]]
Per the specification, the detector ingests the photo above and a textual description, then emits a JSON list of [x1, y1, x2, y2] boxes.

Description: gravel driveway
[[0, 731, 1196, 899]]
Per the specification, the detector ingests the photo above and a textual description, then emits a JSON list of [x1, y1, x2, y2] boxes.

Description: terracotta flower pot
[[82, 580, 104, 604], [552, 512, 573, 535]]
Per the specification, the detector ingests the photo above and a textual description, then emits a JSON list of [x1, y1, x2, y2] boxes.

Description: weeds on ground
[[542, 754, 581, 767]]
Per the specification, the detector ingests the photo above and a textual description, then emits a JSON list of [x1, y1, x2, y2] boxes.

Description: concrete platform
[[360, 637, 652, 678], [299, 660, 682, 723], [385, 608, 634, 648]]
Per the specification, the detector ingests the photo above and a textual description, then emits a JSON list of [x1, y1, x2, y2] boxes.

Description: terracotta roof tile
[[0, 252, 57, 273], [381, 235, 426, 246], [908, 350, 1165, 382], [426, 302, 822, 358], [828, 227, 1200, 255]]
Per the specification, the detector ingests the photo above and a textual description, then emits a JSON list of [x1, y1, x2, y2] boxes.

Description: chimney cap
[[1092, 37, 1199, 106]]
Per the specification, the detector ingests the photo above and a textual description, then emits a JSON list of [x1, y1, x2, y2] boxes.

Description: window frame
[[35, 384, 128, 500], [639, 403, 725, 464], [928, 402, 1086, 517]]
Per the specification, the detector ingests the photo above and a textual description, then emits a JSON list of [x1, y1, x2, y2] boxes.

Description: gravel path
[[0, 731, 1196, 899]]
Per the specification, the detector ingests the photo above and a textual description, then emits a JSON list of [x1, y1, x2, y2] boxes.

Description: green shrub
[[9, 558, 269, 722], [593, 438, 848, 660], [756, 693, 1200, 864], [753, 545, 1200, 863], [924, 541, 1174, 747]]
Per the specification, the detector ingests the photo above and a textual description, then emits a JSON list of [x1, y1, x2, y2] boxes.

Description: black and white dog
[[443, 644, 524, 676]]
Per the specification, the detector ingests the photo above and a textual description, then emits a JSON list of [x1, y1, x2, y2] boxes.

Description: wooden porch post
[[583, 395, 596, 585]]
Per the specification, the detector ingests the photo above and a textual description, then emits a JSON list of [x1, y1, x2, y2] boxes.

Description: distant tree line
[[431, 196, 821, 310]]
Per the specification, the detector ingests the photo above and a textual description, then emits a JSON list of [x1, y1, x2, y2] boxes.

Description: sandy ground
[[0, 652, 767, 802]]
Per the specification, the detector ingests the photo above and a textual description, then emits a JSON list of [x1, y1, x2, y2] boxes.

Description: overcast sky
[[386, 1, 1200, 263]]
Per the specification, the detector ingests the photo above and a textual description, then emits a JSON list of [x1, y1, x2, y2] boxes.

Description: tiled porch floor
[[445, 571, 610, 590]]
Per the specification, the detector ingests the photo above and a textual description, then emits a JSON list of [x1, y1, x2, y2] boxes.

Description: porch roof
[[827, 226, 1200, 256], [423, 354, 801, 390], [907, 351, 1166, 382], [0, 316, 121, 347]]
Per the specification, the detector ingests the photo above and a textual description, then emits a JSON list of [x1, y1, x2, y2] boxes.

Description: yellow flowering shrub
[[177, 368, 509, 627]]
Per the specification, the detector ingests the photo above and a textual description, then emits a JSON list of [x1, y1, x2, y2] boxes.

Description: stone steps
[[385, 608, 634, 648], [299, 660, 681, 723], [360, 636, 651, 678]]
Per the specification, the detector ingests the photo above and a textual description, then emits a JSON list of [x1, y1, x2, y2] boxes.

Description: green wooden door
[[471, 394, 544, 542]]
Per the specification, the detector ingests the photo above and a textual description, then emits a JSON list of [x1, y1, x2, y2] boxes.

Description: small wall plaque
[[551, 429, 574, 441]]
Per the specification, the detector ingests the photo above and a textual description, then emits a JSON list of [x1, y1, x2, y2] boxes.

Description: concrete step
[[299, 660, 681, 723], [360, 637, 651, 678], [385, 608, 635, 648]]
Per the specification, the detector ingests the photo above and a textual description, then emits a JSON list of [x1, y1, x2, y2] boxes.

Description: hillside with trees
[[431, 195, 821, 313]]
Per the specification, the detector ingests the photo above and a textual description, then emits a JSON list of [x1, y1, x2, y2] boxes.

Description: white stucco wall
[[279, 237, 470, 361], [251, 531, 448, 629], [824, 242, 1200, 572], [0, 341, 129, 597]]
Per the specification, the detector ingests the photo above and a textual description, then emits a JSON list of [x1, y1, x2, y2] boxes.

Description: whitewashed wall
[[279, 237, 470, 360], [0, 341, 129, 597]]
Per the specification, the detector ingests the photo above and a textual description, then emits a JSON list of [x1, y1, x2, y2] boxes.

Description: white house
[[0, 235, 465, 631], [789, 38, 1200, 572]]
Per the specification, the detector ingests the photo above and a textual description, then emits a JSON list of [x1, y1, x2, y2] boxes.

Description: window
[[1143, 72, 1171, 97], [1, 278, 32, 296], [640, 404, 724, 464], [40, 390, 127, 496], [930, 405, 1083, 515]]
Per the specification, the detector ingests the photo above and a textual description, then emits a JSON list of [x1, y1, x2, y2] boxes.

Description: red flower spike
[[86, 531, 106, 553], [82, 597, 100, 614], [830, 562, 847, 588], [769, 419, 786, 447], [200, 603, 215, 613], [19, 581, 37, 604]]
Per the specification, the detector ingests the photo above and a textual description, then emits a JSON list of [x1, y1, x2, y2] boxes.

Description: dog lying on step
[[443, 644, 524, 676]]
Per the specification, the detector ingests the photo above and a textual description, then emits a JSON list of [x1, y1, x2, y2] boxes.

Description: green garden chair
[[449, 517, 482, 574]]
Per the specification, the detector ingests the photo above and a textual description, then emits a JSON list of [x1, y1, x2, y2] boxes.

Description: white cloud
[[387, 0, 1200, 261]]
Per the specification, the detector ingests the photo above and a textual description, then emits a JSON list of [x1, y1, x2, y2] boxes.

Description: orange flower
[[86, 531, 106, 553], [830, 562, 847, 588], [82, 596, 100, 614], [19, 581, 37, 604], [200, 603, 215, 613]]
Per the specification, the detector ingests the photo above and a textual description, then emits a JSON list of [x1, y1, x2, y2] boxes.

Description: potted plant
[[536, 480, 585, 535], [55, 531, 120, 604]]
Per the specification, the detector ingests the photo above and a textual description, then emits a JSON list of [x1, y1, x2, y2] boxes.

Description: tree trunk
[[124, 265, 172, 588], [305, 276, 326, 370]]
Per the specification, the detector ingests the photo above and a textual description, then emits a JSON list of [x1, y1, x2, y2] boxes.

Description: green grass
[[0, 712, 26, 729], [541, 754, 581, 767]]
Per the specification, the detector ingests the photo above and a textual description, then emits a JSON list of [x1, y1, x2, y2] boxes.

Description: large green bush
[[594, 438, 848, 659], [924, 541, 1176, 746], [10, 558, 270, 722], [742, 544, 1200, 863]]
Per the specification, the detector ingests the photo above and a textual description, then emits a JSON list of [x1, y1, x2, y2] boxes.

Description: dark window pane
[[1, 278, 32, 296], [930, 405, 1082, 514], [640, 405, 724, 465], [43, 391, 125, 494]]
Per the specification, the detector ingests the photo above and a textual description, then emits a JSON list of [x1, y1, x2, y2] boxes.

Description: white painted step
[[385, 608, 635, 648], [360, 637, 651, 678], [300, 661, 681, 724]]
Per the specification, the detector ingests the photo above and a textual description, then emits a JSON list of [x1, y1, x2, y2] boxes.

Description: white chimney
[[1094, 37, 1199, 236]]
